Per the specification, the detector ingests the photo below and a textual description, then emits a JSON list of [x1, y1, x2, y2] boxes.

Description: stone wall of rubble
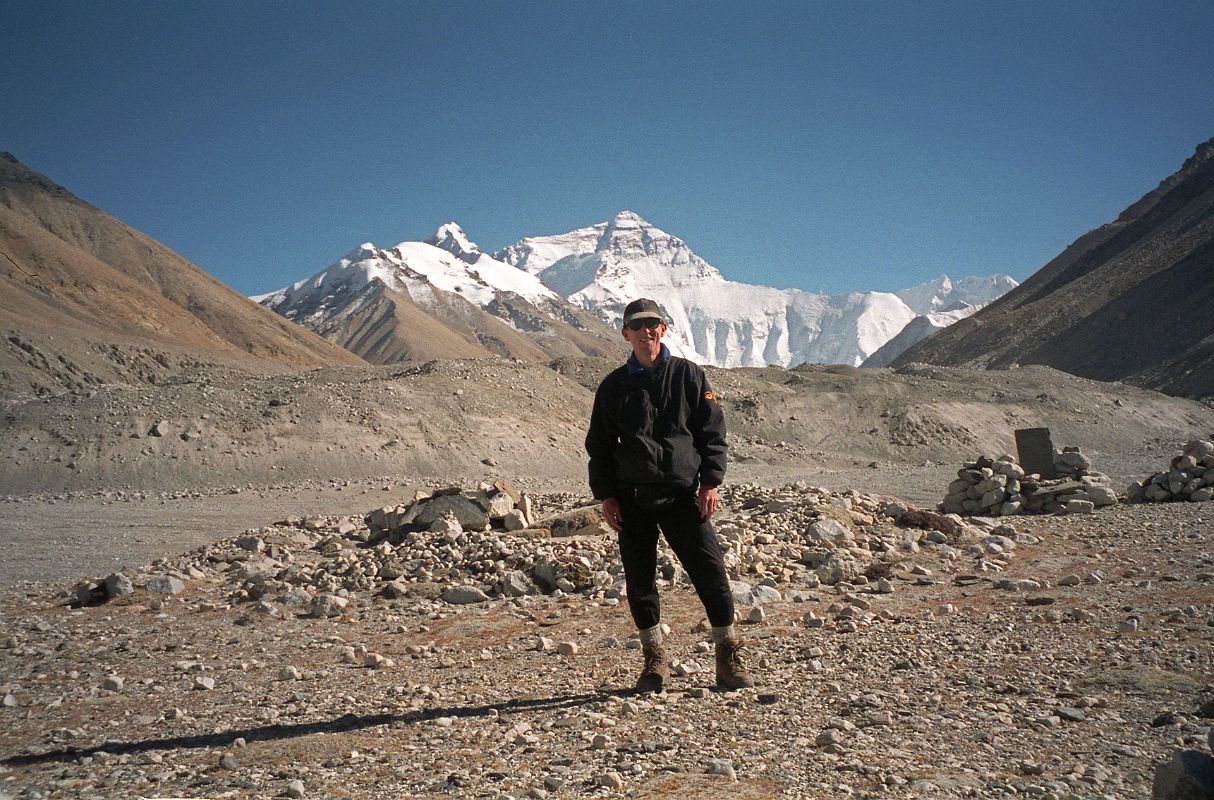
[[940, 447, 1118, 517], [1125, 438, 1214, 503]]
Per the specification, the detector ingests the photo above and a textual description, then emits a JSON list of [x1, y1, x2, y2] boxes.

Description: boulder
[[537, 507, 610, 538], [1152, 749, 1214, 800], [441, 585, 491, 604], [145, 575, 185, 595], [413, 495, 490, 530], [104, 572, 134, 598]]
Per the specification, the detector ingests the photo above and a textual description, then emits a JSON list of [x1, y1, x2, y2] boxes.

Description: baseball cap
[[622, 298, 664, 325]]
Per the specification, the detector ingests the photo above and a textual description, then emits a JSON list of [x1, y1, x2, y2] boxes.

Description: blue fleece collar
[[626, 343, 671, 375]]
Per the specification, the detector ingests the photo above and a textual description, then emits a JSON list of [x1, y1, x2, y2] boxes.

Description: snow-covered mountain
[[254, 225, 620, 364], [256, 211, 1015, 368], [495, 211, 1017, 367]]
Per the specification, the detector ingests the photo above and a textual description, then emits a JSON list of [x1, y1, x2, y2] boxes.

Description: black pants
[[616, 487, 734, 630]]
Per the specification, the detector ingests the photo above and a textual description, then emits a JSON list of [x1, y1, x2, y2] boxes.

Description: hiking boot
[[715, 637, 755, 690], [636, 644, 670, 693]]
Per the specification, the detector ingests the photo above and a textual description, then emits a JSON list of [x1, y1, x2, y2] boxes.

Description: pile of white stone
[[1125, 438, 1214, 503], [67, 483, 1024, 620], [940, 448, 1118, 517], [365, 481, 536, 539]]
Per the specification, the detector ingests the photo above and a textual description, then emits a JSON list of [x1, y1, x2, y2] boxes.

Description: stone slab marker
[[1015, 427, 1056, 479]]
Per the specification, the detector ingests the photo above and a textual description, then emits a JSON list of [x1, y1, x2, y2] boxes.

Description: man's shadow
[[3, 688, 628, 767]]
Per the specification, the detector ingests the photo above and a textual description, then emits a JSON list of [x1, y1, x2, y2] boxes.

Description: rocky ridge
[[893, 136, 1214, 400]]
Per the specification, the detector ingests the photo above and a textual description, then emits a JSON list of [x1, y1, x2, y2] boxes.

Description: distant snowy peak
[[896, 274, 1018, 315], [496, 210, 724, 287], [495, 213, 1018, 368], [258, 233, 557, 326], [426, 222, 481, 264]]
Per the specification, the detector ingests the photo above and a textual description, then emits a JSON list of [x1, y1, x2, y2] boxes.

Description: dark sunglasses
[[626, 318, 663, 331]]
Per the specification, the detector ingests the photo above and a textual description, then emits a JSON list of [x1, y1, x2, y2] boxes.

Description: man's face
[[622, 318, 666, 360]]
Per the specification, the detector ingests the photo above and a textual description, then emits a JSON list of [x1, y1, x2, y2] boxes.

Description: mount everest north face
[[257, 211, 1016, 368]]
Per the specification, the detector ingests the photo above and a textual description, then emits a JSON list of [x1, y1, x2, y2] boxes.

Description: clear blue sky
[[3, 1, 1213, 296]]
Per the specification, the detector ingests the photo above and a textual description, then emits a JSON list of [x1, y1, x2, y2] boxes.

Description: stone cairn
[[1125, 438, 1214, 503], [940, 447, 1118, 517]]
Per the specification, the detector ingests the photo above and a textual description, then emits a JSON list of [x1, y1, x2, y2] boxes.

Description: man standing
[[586, 298, 754, 692]]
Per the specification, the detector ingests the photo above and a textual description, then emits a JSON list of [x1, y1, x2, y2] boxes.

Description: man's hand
[[697, 485, 719, 520], [601, 497, 623, 532]]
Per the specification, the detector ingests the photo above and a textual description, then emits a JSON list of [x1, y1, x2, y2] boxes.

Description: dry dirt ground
[[0, 492, 1211, 800], [1, 358, 1213, 798]]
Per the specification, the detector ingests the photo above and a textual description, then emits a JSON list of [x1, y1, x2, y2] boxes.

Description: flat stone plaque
[[1015, 427, 1056, 479]]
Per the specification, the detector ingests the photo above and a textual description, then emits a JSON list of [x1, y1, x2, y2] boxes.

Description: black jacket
[[586, 351, 727, 500]]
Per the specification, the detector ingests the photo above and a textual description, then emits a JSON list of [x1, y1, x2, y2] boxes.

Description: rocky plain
[[2, 357, 1214, 799]]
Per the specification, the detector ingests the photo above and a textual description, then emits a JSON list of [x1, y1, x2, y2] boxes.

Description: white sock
[[638, 624, 663, 647], [710, 624, 737, 644]]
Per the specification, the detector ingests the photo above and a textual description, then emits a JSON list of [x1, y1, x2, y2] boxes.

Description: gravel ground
[[1, 485, 1211, 799]]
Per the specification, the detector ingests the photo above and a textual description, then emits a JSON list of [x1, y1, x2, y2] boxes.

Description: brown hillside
[[892, 137, 1214, 398], [0, 153, 363, 396]]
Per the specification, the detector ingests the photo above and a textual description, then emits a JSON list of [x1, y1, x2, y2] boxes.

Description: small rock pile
[[366, 481, 535, 537], [940, 448, 1118, 516], [1125, 438, 1214, 503]]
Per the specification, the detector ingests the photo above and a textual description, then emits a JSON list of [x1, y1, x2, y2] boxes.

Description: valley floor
[[1, 483, 1211, 799]]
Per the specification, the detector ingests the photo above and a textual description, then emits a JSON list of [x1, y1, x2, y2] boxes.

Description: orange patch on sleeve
[[703, 391, 716, 402]]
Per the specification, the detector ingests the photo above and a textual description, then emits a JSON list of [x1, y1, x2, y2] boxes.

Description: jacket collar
[[626, 343, 671, 376]]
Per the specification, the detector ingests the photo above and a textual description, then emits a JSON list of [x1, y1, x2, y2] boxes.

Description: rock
[[502, 509, 528, 531], [193, 676, 216, 691], [752, 585, 782, 605], [148, 420, 169, 437], [1087, 486, 1119, 506], [556, 641, 579, 656], [309, 594, 349, 617], [286, 779, 306, 798], [746, 607, 765, 623], [382, 579, 411, 599], [729, 580, 757, 606], [101, 675, 124, 691], [279, 587, 314, 608], [707, 758, 737, 780], [1152, 750, 1214, 800], [73, 579, 105, 607], [501, 570, 535, 597], [145, 575, 185, 595], [235, 535, 265, 553], [815, 728, 843, 746], [441, 585, 491, 604], [806, 518, 852, 544], [538, 506, 609, 537], [414, 495, 490, 530], [486, 493, 515, 518], [103, 572, 134, 597], [278, 666, 302, 681], [599, 771, 624, 790], [1061, 499, 1095, 515]]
